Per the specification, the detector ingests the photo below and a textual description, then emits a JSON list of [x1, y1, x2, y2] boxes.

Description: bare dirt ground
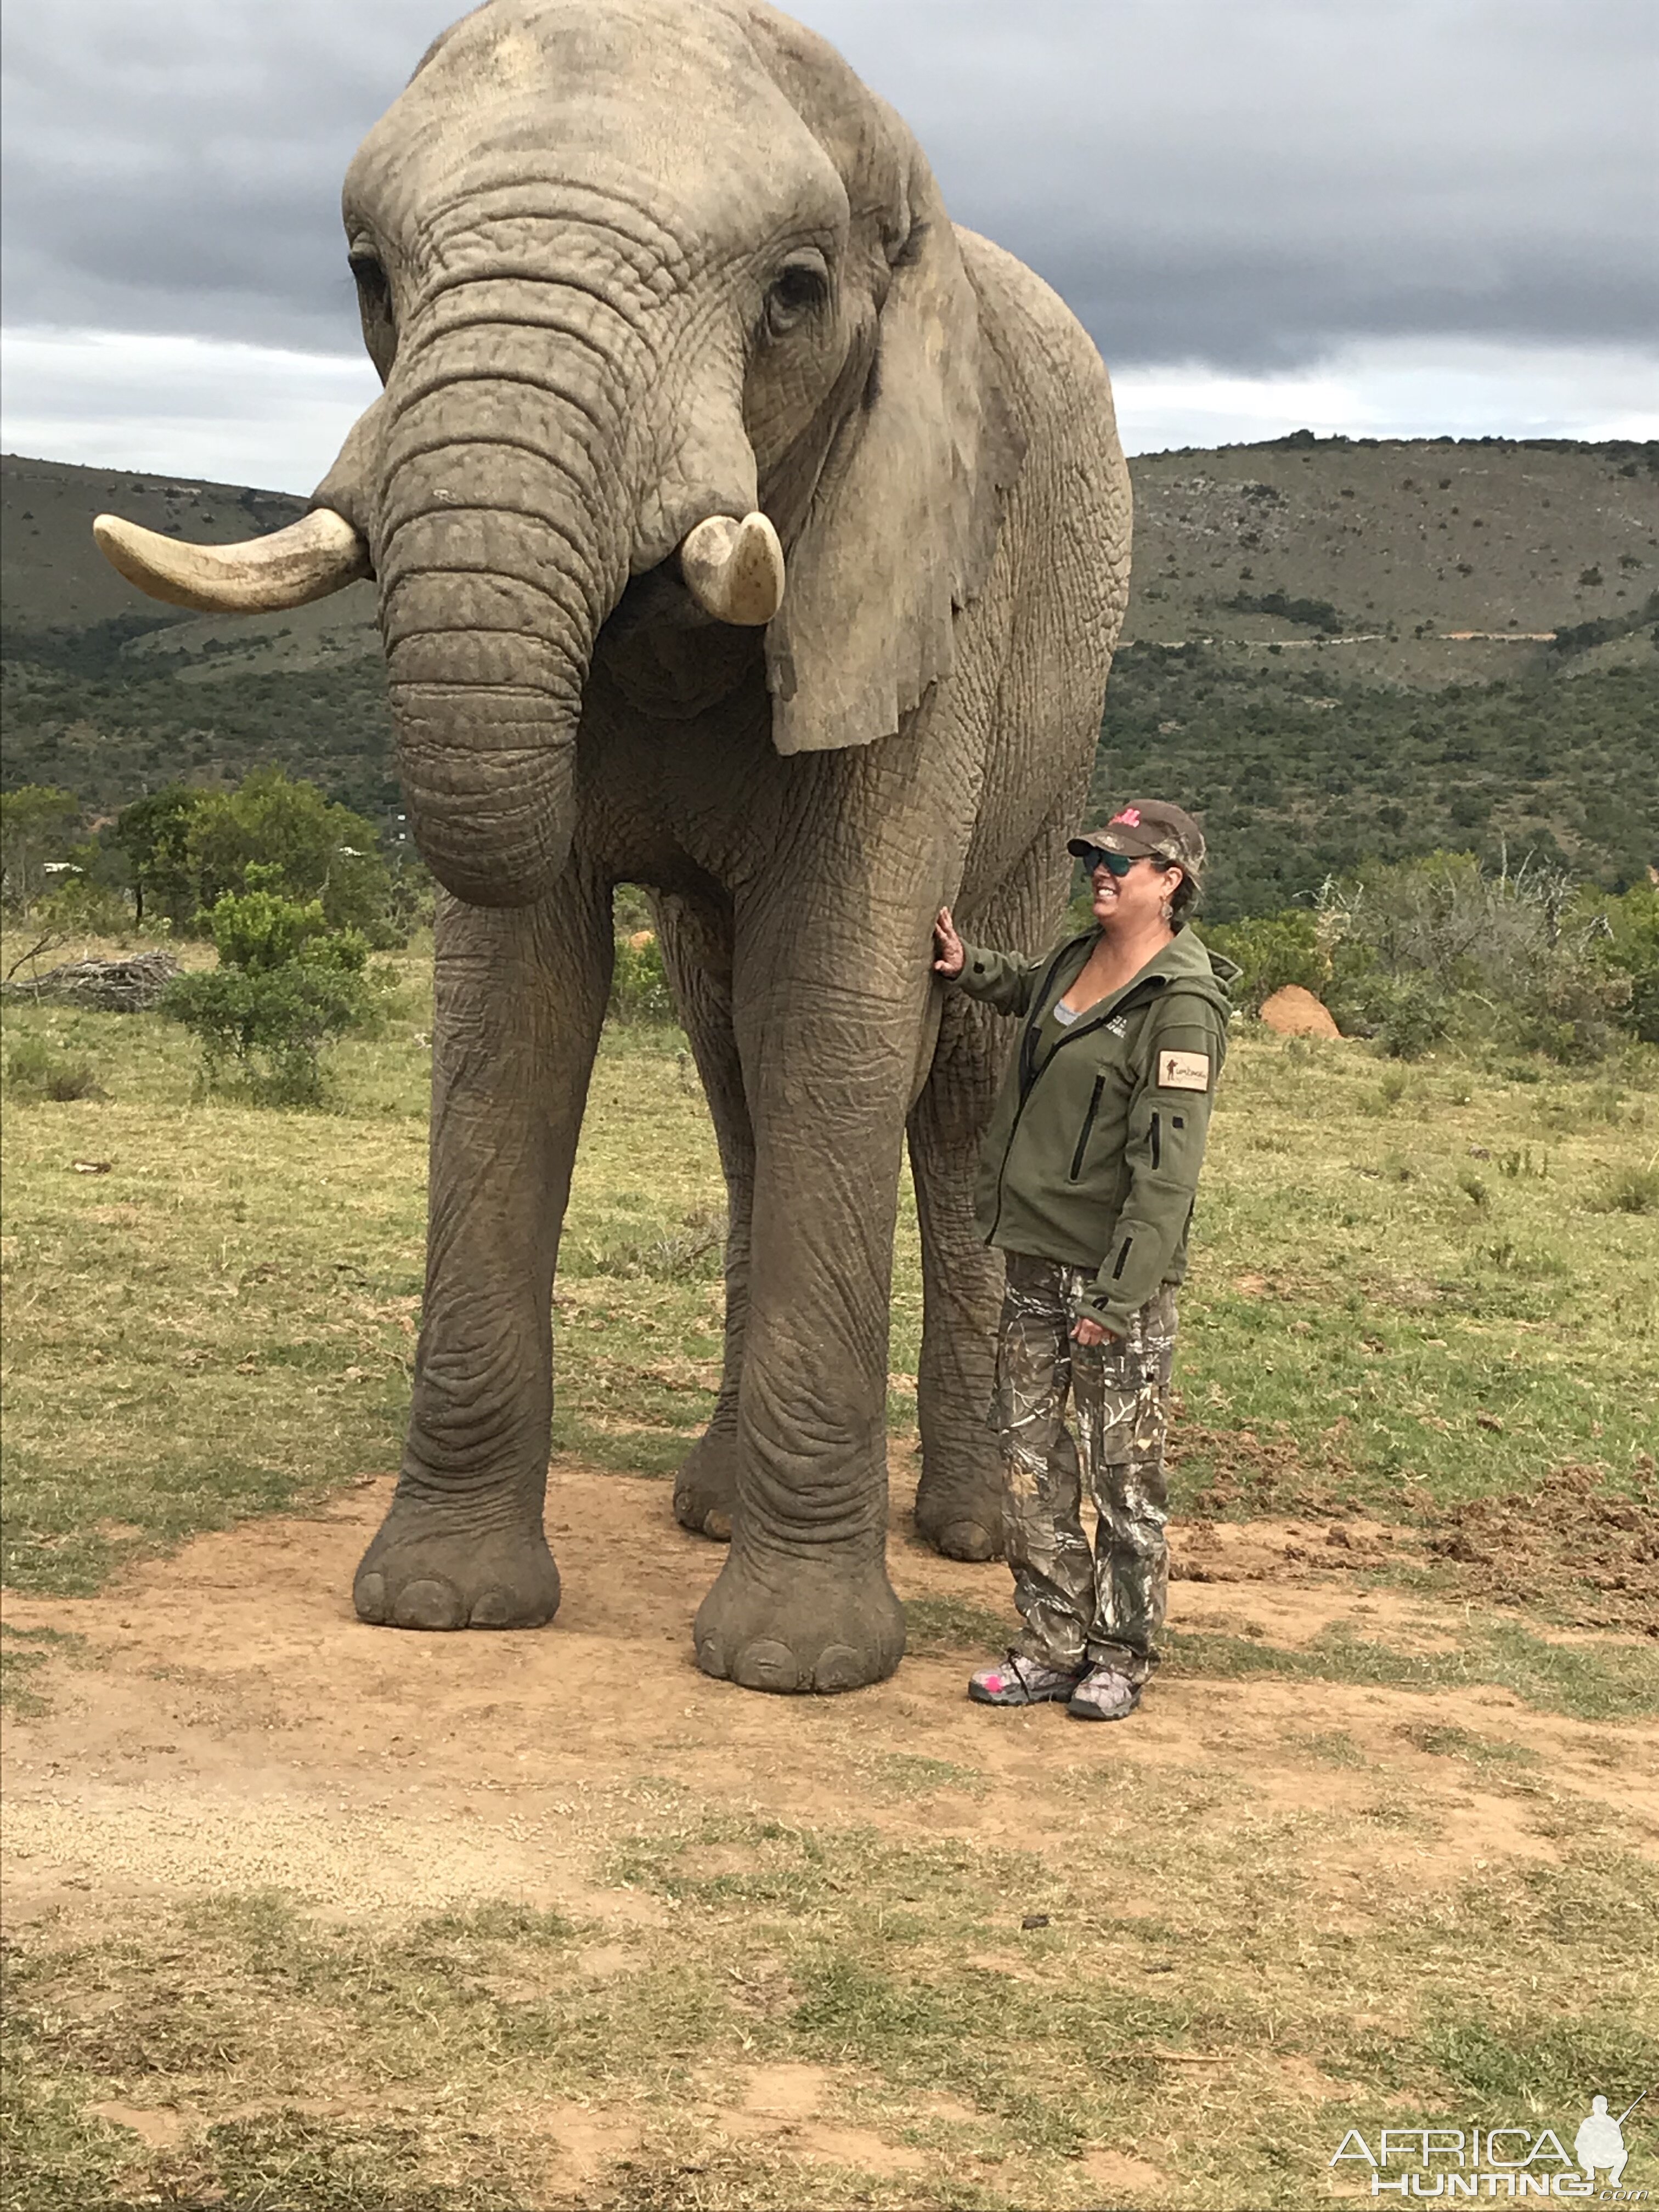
[[4, 1458, 1656, 2202]]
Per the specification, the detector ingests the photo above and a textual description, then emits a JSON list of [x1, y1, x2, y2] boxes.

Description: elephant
[[94, 0, 1132, 1694]]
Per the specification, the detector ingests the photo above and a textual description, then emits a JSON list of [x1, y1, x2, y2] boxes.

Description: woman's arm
[[933, 907, 1047, 1017], [1078, 997, 1227, 1334]]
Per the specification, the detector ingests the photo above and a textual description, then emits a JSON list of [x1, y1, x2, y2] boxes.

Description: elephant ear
[[765, 168, 1025, 756]]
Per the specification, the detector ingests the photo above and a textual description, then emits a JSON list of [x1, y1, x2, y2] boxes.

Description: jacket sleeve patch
[[1158, 1049, 1211, 1092]]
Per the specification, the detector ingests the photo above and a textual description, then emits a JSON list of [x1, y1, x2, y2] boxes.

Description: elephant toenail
[[938, 1518, 999, 1562], [696, 1636, 727, 1679], [732, 1639, 803, 1692], [391, 1577, 465, 1630], [467, 1587, 517, 1628], [354, 1571, 388, 1624], [812, 1643, 866, 1693]]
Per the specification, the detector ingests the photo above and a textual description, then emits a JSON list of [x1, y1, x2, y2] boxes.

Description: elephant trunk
[[375, 329, 636, 909]]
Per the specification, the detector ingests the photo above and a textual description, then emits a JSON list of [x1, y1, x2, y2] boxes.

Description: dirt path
[[5, 1460, 1652, 1929]]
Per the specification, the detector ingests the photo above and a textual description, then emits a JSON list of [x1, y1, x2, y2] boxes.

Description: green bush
[[609, 928, 674, 1025], [161, 865, 384, 1107], [1589, 882, 1659, 1044], [4, 1036, 103, 1102], [115, 770, 400, 944], [1199, 910, 1325, 1013], [1314, 853, 1645, 1063], [1328, 970, 1456, 1060]]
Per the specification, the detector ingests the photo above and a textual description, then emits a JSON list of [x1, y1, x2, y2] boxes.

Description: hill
[[4, 438, 1656, 913]]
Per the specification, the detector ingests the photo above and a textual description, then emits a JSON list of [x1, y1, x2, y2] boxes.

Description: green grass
[[1172, 1036, 1657, 1520], [5, 1814, 1656, 2210], [1164, 1617, 1659, 1721], [0, 1623, 87, 1716], [1398, 1720, 1544, 1774]]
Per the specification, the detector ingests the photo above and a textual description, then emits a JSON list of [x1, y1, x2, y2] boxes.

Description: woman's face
[[1091, 855, 1182, 932]]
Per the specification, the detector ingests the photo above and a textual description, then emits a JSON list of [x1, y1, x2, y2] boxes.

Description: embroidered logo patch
[[1158, 1050, 1210, 1091], [1111, 806, 1142, 827]]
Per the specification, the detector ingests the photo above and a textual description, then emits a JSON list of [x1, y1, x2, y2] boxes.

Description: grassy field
[[3, 932, 1657, 2210], [5, 936, 1655, 1593]]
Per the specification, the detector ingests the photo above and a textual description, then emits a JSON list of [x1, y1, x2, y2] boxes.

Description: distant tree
[[114, 783, 204, 929], [0, 785, 80, 911], [183, 770, 394, 940]]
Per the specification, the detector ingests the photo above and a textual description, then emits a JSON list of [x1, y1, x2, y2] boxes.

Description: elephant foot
[[353, 1497, 561, 1630], [673, 1421, 737, 1542], [913, 1468, 1006, 1563], [694, 1545, 905, 1694]]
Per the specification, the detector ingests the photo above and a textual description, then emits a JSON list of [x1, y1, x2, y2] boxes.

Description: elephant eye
[[764, 257, 829, 338], [350, 248, 391, 309], [349, 246, 398, 381]]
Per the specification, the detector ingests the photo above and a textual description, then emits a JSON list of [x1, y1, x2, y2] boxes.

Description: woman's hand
[[933, 906, 964, 978], [1071, 1316, 1114, 1347]]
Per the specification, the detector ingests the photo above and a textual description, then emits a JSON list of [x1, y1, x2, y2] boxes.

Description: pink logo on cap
[[1111, 807, 1142, 827]]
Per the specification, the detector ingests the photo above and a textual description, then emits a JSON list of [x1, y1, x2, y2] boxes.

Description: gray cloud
[[4, 0, 1655, 371]]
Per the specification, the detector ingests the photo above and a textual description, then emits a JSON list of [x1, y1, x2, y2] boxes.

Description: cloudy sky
[[3, 0, 1656, 489]]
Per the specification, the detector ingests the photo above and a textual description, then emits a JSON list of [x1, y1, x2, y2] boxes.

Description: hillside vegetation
[[3, 438, 1656, 912]]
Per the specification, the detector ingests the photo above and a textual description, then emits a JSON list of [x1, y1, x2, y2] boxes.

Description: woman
[[933, 800, 1235, 1722]]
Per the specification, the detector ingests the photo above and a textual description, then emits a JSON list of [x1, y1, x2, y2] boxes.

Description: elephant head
[[95, 0, 1020, 906]]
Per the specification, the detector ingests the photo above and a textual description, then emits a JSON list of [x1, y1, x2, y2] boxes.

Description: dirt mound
[[1259, 984, 1341, 1037]]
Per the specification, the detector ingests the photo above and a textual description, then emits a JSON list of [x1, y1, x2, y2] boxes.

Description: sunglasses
[[1087, 850, 1145, 878]]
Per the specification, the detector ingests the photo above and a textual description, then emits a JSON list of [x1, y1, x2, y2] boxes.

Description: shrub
[[1199, 910, 1324, 1013], [1315, 853, 1645, 1063], [4, 1036, 103, 1101], [609, 928, 674, 1025], [161, 865, 384, 1106], [1593, 1166, 1659, 1215], [1590, 882, 1659, 1044], [1223, 589, 1347, 634]]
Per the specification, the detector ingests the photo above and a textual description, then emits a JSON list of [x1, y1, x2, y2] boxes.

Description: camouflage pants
[[993, 1254, 1177, 1682]]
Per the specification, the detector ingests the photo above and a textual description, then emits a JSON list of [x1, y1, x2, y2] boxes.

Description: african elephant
[[94, 0, 1132, 1694]]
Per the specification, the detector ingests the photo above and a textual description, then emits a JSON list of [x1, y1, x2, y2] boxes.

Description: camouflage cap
[[1069, 799, 1206, 874]]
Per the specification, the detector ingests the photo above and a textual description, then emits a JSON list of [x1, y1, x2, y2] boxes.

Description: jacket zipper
[[987, 943, 1168, 1243], [1069, 1077, 1105, 1182], [1150, 1111, 1161, 1171], [988, 939, 1080, 1244]]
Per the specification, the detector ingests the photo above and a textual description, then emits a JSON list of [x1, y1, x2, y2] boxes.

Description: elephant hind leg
[[909, 809, 1081, 1561], [652, 886, 752, 1542]]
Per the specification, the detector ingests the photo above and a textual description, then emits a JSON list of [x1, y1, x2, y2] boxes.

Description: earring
[[1159, 897, 1173, 924]]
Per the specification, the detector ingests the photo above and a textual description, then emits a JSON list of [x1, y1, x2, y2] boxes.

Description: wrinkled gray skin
[[314, 0, 1127, 1690]]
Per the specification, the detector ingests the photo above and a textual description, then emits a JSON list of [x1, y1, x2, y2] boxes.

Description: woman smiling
[[932, 800, 1237, 1723]]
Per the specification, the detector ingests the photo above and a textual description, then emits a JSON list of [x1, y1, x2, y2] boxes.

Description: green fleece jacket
[[953, 926, 1237, 1333]]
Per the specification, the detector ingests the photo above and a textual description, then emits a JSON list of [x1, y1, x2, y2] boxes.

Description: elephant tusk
[[91, 507, 372, 614], [678, 510, 785, 627]]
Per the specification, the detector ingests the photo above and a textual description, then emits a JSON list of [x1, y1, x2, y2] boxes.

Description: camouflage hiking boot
[[968, 1652, 1084, 1707], [1067, 1666, 1142, 1722]]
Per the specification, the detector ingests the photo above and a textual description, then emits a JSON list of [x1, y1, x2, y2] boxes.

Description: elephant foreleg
[[692, 845, 944, 1693], [353, 872, 614, 1630], [653, 887, 752, 1542]]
